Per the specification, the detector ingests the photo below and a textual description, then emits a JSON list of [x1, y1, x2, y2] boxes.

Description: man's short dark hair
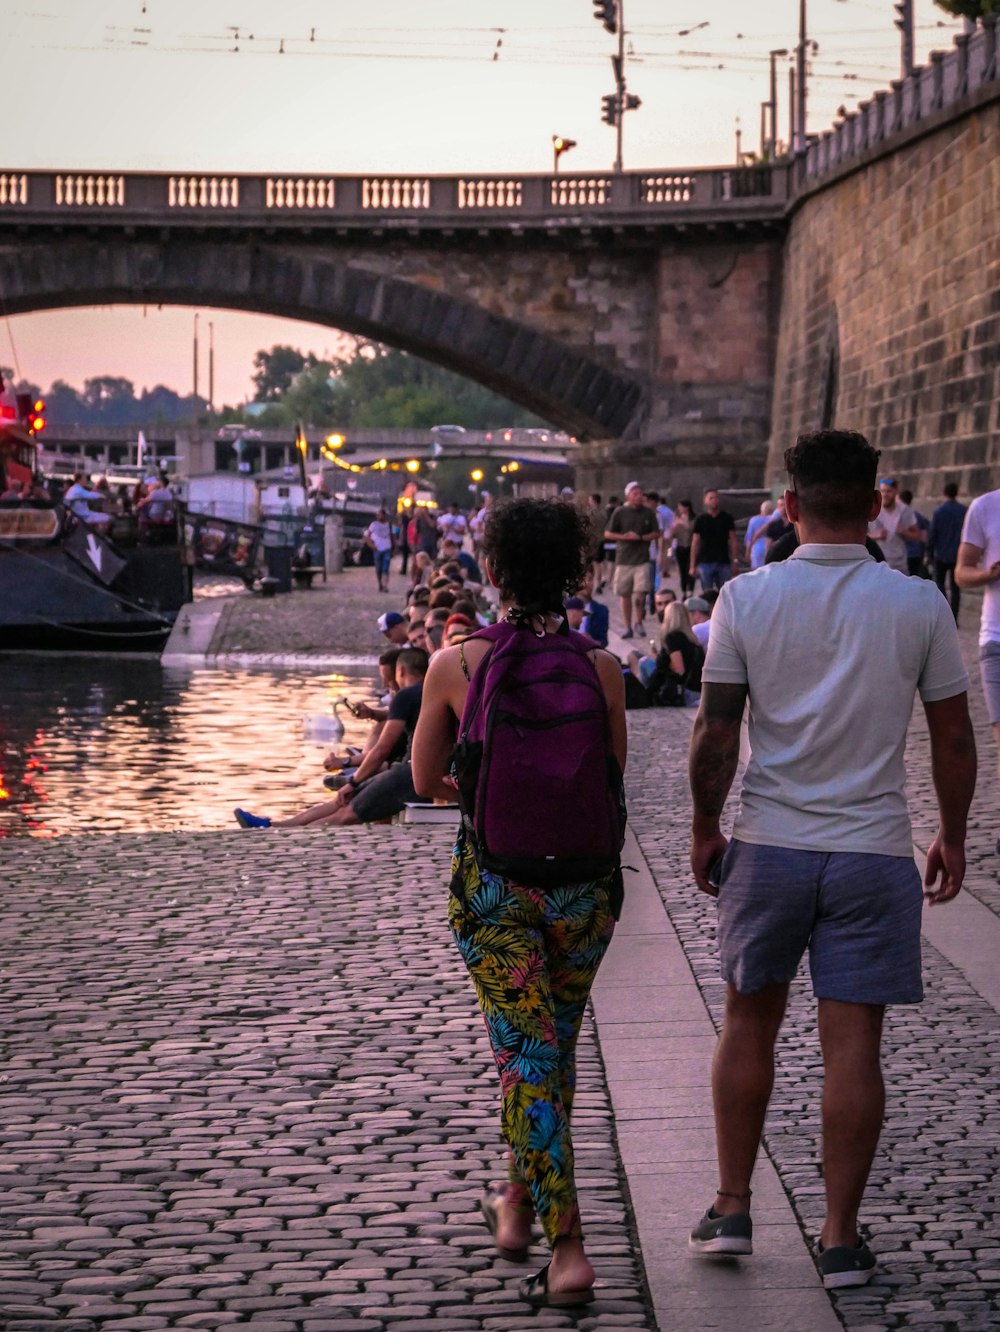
[[944, 481, 959, 500], [395, 647, 430, 679], [784, 429, 880, 528], [379, 646, 403, 669]]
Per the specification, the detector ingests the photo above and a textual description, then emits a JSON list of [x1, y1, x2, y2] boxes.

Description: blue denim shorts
[[715, 838, 924, 1005], [980, 640, 1000, 725]]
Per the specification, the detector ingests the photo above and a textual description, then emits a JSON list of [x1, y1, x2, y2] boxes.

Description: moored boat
[[0, 391, 192, 653]]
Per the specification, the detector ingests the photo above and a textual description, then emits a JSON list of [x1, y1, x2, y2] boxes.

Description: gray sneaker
[[688, 1206, 753, 1255], [817, 1238, 876, 1289]]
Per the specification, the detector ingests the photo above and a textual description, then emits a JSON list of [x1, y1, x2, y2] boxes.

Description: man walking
[[956, 485, 1000, 847], [604, 481, 659, 639], [690, 488, 739, 591], [868, 477, 921, 572], [688, 429, 975, 1289], [928, 482, 967, 622]]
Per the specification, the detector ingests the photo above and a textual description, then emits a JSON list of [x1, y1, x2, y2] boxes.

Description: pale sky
[[5, 0, 964, 406]]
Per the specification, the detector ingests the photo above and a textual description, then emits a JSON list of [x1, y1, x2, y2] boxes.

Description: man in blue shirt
[[928, 482, 967, 622]]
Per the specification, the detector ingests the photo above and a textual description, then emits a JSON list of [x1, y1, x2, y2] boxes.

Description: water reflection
[[0, 658, 378, 838]]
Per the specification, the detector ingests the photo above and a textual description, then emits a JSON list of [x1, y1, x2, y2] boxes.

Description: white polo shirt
[[702, 543, 968, 857], [960, 489, 1000, 645]]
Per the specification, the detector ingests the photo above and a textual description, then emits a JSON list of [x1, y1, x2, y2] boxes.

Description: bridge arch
[[0, 238, 644, 439]]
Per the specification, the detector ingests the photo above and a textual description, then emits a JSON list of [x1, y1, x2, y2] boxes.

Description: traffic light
[[29, 399, 45, 434], [893, 0, 912, 30], [553, 135, 577, 159], [601, 93, 619, 126], [592, 0, 617, 34], [623, 94, 642, 112]]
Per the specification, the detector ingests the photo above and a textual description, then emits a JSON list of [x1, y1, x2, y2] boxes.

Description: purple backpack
[[453, 618, 626, 887]]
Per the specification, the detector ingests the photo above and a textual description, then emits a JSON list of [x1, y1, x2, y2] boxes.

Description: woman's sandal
[[518, 1262, 595, 1308], [479, 1192, 530, 1263]]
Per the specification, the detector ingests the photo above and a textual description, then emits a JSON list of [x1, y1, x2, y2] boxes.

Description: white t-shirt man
[[364, 519, 393, 553], [703, 544, 968, 856], [961, 489, 1000, 645], [868, 501, 916, 573], [438, 510, 468, 544]]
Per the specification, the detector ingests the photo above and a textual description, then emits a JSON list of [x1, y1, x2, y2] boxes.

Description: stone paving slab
[[0, 828, 651, 1330]]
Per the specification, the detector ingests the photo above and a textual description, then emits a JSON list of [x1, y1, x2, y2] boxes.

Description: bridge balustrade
[[266, 178, 336, 209], [803, 15, 999, 182], [362, 178, 430, 210], [168, 176, 240, 208], [0, 174, 27, 206], [457, 179, 522, 209], [55, 175, 125, 207]]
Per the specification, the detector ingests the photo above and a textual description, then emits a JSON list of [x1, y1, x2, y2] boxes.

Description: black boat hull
[[0, 544, 191, 654]]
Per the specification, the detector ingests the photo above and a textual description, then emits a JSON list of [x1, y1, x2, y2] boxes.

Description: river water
[[0, 656, 379, 838]]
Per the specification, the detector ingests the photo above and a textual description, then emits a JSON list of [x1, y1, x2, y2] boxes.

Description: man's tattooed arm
[[689, 682, 748, 895], [689, 683, 747, 821]]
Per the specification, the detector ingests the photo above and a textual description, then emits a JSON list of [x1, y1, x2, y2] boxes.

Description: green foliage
[[251, 345, 318, 402], [326, 339, 544, 431], [933, 0, 998, 16]]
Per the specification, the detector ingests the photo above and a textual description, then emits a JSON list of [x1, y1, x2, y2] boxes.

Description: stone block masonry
[[768, 101, 1000, 500]]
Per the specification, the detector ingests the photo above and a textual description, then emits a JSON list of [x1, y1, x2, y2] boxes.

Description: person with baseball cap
[[378, 611, 409, 645]]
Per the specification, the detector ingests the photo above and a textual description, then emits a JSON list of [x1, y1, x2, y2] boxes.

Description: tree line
[[2, 338, 543, 432]]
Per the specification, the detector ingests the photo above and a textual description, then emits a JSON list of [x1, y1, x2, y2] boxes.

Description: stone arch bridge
[[0, 166, 787, 495]]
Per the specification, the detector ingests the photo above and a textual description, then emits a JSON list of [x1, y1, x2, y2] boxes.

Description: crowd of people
[[1, 469, 177, 541]]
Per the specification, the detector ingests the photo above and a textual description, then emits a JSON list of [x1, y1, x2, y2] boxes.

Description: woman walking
[[412, 498, 627, 1309], [670, 499, 696, 597]]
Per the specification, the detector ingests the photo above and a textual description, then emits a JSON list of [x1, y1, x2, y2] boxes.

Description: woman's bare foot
[[547, 1237, 595, 1297], [493, 1194, 533, 1253]]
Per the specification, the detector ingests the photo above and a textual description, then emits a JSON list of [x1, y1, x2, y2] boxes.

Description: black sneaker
[[621, 628, 634, 640], [688, 1206, 753, 1255], [817, 1238, 876, 1289]]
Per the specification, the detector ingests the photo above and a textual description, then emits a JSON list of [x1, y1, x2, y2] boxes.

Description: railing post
[[241, 177, 265, 213], [931, 49, 948, 108], [952, 35, 969, 98], [337, 177, 361, 218], [609, 173, 634, 210], [428, 177, 454, 216], [519, 176, 546, 217]]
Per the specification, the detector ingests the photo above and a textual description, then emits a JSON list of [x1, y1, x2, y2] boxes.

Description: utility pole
[[208, 320, 215, 414], [615, 1, 625, 173], [789, 65, 796, 151], [795, 0, 807, 153], [769, 48, 789, 160], [735, 116, 742, 165], [594, 0, 639, 173], [894, 0, 915, 77], [192, 312, 199, 405]]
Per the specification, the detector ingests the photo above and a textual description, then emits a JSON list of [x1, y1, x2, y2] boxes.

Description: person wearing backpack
[[412, 498, 627, 1310]]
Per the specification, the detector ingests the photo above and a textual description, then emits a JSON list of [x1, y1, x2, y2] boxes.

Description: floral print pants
[[448, 832, 619, 1247]]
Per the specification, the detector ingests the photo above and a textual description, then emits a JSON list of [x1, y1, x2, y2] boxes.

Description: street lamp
[[470, 469, 484, 483], [552, 135, 577, 172]]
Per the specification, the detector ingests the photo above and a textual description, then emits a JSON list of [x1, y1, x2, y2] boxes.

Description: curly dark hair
[[481, 498, 590, 614], [784, 429, 880, 527]]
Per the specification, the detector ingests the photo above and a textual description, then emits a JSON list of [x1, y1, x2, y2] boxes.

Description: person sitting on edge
[[686, 595, 712, 648], [579, 563, 610, 648], [377, 610, 409, 645], [626, 601, 705, 703], [439, 536, 483, 588], [235, 648, 429, 830]]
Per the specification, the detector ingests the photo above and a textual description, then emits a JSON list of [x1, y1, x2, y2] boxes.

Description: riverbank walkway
[[2, 573, 998, 1332]]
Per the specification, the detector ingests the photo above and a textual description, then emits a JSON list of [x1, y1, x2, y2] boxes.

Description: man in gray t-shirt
[[687, 430, 975, 1291], [868, 478, 920, 572]]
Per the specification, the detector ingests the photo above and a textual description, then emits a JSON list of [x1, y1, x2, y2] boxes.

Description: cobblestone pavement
[[206, 568, 415, 660], [625, 618, 1000, 1332], [0, 829, 650, 1331]]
